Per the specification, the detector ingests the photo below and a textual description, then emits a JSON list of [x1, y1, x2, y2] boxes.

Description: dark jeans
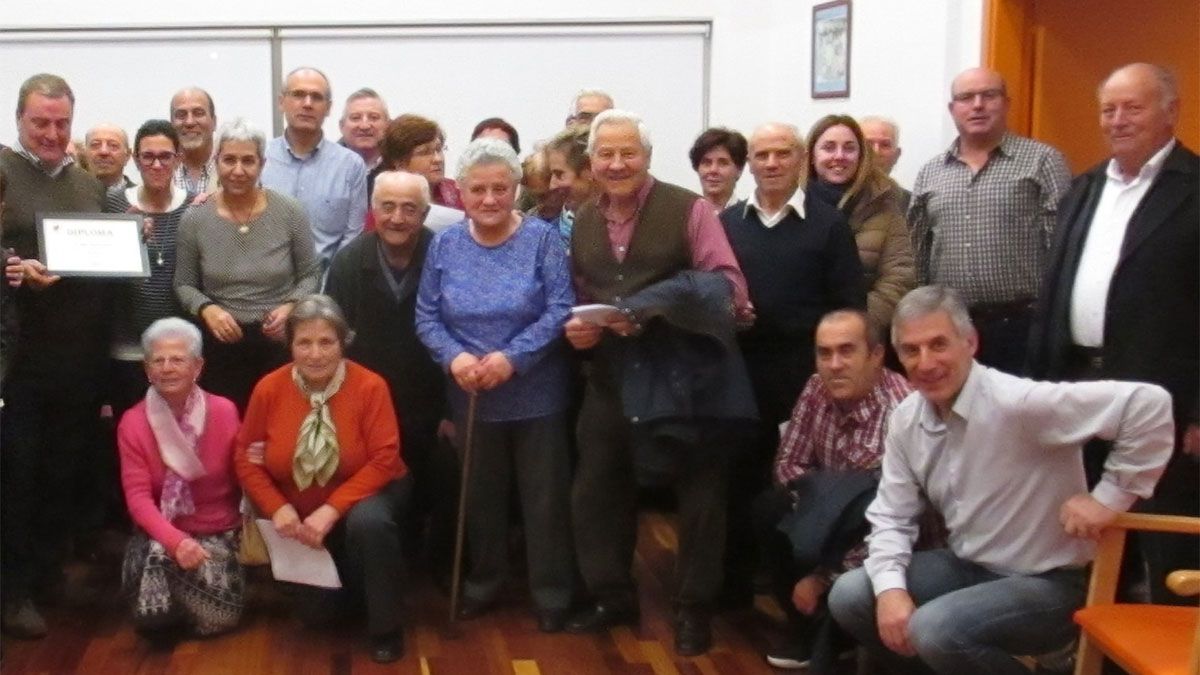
[[0, 379, 100, 600], [458, 412, 574, 611], [828, 549, 1086, 675], [572, 374, 729, 607], [200, 324, 288, 414]]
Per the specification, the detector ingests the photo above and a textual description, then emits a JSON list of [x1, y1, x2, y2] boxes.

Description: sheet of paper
[[571, 303, 623, 326], [254, 518, 342, 589]]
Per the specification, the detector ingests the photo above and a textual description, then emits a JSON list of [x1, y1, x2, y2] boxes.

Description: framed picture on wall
[[812, 0, 852, 98]]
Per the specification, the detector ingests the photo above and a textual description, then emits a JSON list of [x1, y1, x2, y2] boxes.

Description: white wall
[[0, 0, 984, 191]]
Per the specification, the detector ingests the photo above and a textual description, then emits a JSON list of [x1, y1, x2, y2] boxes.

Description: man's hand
[[876, 588, 917, 657], [1059, 493, 1117, 540], [476, 352, 515, 390], [1182, 423, 1199, 458], [271, 503, 304, 541], [735, 302, 756, 329], [173, 537, 210, 570], [5, 254, 24, 288], [298, 504, 340, 549], [201, 304, 244, 343], [791, 573, 828, 616], [564, 317, 602, 350], [20, 259, 61, 290], [450, 352, 481, 393]]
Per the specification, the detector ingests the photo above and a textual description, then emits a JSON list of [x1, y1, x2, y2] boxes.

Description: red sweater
[[118, 392, 242, 553], [235, 360, 405, 519]]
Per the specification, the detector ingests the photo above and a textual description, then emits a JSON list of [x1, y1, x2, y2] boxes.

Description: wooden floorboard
[[1, 512, 817, 674]]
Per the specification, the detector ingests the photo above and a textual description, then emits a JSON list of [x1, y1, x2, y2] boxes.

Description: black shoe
[[565, 598, 639, 633], [674, 607, 712, 657], [536, 608, 569, 634], [765, 639, 812, 670], [455, 596, 492, 621], [370, 632, 404, 664]]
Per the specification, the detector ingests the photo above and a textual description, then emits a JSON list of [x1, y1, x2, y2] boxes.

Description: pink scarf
[[145, 386, 207, 522]]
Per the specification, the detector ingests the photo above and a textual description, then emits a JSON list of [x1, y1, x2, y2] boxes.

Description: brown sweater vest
[[572, 179, 697, 303], [0, 147, 106, 259]]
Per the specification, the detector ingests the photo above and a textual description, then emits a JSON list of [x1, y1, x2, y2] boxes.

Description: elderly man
[[0, 74, 111, 639], [909, 68, 1070, 374], [828, 285, 1174, 675], [324, 170, 454, 574], [755, 309, 911, 669], [565, 88, 614, 127], [338, 87, 389, 199], [719, 122, 865, 606], [1029, 62, 1199, 604], [563, 109, 754, 656], [169, 87, 218, 193], [859, 116, 908, 211], [261, 67, 367, 268], [82, 123, 133, 189]]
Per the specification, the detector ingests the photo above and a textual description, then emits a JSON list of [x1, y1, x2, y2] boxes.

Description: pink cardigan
[[117, 391, 242, 554]]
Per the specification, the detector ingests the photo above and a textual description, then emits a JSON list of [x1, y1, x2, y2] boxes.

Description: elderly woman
[[381, 113, 462, 209], [174, 118, 321, 413], [544, 124, 598, 240], [105, 119, 194, 418], [805, 114, 914, 328], [235, 294, 409, 664], [416, 138, 575, 632], [118, 318, 243, 639]]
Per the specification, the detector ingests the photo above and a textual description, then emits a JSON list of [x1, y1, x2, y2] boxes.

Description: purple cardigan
[[117, 391, 242, 553]]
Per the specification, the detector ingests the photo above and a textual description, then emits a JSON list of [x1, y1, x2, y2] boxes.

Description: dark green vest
[[571, 179, 697, 303]]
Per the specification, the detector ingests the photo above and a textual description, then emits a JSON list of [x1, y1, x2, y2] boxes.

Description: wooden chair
[[1074, 512, 1200, 675]]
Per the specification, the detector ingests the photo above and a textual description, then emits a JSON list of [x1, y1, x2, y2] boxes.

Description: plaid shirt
[[773, 367, 913, 579], [909, 132, 1070, 305]]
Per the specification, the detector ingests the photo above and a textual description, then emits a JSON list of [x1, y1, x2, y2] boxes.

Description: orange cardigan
[[235, 360, 405, 519]]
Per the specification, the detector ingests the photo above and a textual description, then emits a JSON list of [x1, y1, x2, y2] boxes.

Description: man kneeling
[[828, 285, 1173, 675]]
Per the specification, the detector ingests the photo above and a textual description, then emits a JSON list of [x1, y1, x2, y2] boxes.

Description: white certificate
[[255, 519, 343, 589], [571, 303, 624, 326], [37, 212, 150, 278]]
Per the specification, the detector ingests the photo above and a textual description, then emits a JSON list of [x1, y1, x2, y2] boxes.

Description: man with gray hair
[[859, 115, 909, 211], [170, 87, 217, 193], [324, 170, 454, 579], [82, 123, 133, 189], [262, 67, 367, 268], [565, 88, 614, 127], [1028, 62, 1198, 604], [827, 284, 1174, 674], [1, 73, 111, 639], [337, 87, 389, 199], [563, 109, 754, 656]]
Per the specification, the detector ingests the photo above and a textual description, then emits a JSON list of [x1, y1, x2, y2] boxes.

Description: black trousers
[[571, 371, 729, 607], [200, 324, 288, 414], [969, 305, 1033, 375]]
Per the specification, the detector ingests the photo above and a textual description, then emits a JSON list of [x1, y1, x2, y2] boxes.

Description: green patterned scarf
[[291, 360, 347, 489]]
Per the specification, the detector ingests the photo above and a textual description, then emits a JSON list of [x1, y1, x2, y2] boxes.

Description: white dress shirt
[[744, 187, 806, 228], [1069, 139, 1175, 347], [865, 363, 1173, 595]]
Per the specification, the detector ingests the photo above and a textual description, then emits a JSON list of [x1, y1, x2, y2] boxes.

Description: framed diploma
[[36, 213, 150, 278]]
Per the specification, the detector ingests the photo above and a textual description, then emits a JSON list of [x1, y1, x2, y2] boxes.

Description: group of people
[[0, 56, 1195, 675]]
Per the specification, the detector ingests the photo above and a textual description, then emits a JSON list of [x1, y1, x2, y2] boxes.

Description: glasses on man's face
[[286, 89, 328, 104], [137, 152, 177, 167], [951, 88, 1005, 104]]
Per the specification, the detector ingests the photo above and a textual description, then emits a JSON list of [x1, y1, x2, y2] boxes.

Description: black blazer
[[1028, 142, 1199, 427]]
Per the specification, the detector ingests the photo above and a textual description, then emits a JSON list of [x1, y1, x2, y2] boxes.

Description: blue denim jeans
[[827, 549, 1086, 675]]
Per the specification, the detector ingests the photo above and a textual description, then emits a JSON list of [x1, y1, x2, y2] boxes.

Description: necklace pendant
[[156, 250, 164, 266], [238, 224, 250, 234]]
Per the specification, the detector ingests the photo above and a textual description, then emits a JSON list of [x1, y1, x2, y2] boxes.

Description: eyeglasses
[[147, 355, 190, 369], [951, 88, 1005, 104], [137, 152, 177, 167], [285, 89, 328, 104]]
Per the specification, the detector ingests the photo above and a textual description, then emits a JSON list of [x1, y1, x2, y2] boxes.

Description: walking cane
[[448, 391, 478, 631]]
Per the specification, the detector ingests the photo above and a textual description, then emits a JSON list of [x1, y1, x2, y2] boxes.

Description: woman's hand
[[450, 352, 481, 393], [564, 317, 602, 350], [298, 504, 340, 549], [201, 304, 244, 343], [173, 537, 210, 570], [475, 352, 514, 390], [262, 302, 294, 342], [271, 503, 304, 540], [19, 259, 61, 290]]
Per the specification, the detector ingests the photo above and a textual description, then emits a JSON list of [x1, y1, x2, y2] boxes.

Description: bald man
[[261, 66, 367, 268], [83, 123, 132, 188], [1029, 63, 1198, 605], [909, 67, 1070, 374]]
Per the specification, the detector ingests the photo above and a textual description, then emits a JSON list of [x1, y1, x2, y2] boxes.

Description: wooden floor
[[1, 512, 811, 674]]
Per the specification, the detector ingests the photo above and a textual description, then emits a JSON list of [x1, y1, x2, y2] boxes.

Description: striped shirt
[[105, 186, 193, 358], [909, 133, 1070, 305], [173, 158, 217, 194]]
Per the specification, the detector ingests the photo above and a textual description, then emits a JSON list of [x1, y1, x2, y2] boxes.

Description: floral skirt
[[121, 529, 245, 636]]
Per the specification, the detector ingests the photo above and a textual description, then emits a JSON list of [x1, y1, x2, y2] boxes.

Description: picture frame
[[811, 0, 852, 99], [36, 212, 150, 278]]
